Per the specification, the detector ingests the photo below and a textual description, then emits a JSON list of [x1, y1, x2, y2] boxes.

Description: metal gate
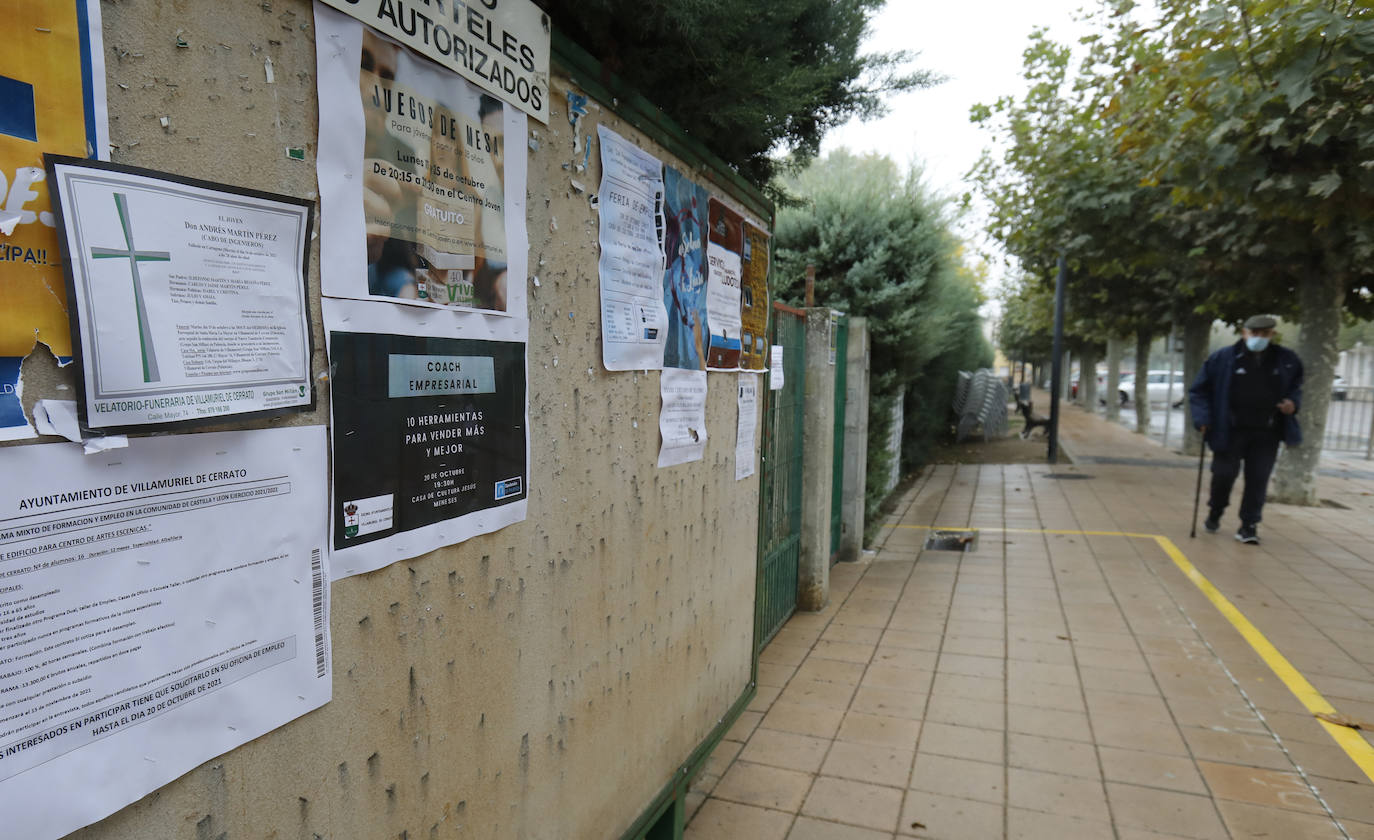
[[755, 303, 806, 647], [1322, 386, 1374, 457], [829, 314, 849, 561]]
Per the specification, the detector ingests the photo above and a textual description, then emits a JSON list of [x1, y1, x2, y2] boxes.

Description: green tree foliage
[[972, 2, 1374, 486], [996, 277, 1055, 365], [772, 151, 992, 524], [539, 0, 939, 186], [1104, 0, 1374, 503], [1115, 0, 1374, 277], [1339, 318, 1374, 350], [971, 29, 1196, 345]]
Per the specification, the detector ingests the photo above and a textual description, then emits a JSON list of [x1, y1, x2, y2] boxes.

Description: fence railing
[[1323, 385, 1374, 457], [1111, 383, 1374, 459]]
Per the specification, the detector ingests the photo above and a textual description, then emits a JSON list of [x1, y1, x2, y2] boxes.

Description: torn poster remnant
[[0, 0, 108, 438]]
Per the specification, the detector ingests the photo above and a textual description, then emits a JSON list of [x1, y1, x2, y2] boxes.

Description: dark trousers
[[1209, 427, 1281, 525]]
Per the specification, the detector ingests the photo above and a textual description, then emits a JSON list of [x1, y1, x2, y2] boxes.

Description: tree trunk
[[1061, 351, 1072, 402], [1180, 315, 1210, 455], [1105, 336, 1123, 422], [1134, 330, 1152, 433], [1272, 271, 1343, 505], [1079, 345, 1099, 410]]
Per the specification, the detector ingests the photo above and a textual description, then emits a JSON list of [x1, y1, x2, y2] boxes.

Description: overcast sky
[[820, 0, 1100, 273]]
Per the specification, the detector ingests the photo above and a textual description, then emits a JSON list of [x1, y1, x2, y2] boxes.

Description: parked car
[[1333, 374, 1348, 401], [1066, 373, 1121, 401], [1119, 370, 1188, 407], [1070, 375, 1102, 399]]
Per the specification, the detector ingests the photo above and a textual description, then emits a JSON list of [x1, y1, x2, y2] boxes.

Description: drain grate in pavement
[[924, 530, 978, 552], [1043, 473, 1095, 480]]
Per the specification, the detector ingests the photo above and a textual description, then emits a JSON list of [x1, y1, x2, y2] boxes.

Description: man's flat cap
[[1243, 314, 1277, 330]]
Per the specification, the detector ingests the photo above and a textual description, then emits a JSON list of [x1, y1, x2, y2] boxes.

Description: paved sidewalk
[[684, 403, 1374, 839]]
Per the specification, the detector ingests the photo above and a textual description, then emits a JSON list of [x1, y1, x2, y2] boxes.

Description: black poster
[[329, 330, 527, 557]]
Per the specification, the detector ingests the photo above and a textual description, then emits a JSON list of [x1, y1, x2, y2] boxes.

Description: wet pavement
[[684, 401, 1374, 839]]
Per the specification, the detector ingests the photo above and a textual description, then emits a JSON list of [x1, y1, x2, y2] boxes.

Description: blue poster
[[661, 165, 708, 370], [0, 357, 26, 434]]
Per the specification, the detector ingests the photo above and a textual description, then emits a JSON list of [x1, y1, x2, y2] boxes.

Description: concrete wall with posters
[[6, 2, 761, 837]]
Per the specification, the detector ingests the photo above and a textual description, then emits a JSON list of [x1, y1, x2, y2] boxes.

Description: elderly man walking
[[1188, 315, 1304, 544]]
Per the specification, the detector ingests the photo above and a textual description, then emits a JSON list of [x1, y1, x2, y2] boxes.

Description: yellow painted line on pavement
[[1152, 535, 1374, 785], [893, 524, 1158, 539], [889, 523, 1374, 784]]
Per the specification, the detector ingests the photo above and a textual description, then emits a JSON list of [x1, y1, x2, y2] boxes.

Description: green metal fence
[[829, 314, 849, 561], [755, 303, 807, 647]]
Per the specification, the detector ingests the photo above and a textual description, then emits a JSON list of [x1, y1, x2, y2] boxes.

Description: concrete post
[[838, 318, 870, 562], [799, 308, 835, 611]]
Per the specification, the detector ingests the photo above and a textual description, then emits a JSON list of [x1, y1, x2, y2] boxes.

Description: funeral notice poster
[[0, 0, 109, 440], [314, 0, 551, 124], [705, 198, 744, 370], [324, 299, 528, 579], [596, 125, 668, 370], [45, 157, 314, 431], [315, 7, 529, 321], [658, 368, 707, 468], [0, 426, 331, 840], [739, 222, 770, 372], [735, 374, 759, 480]]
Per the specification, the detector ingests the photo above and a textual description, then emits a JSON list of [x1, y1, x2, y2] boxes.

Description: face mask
[[1245, 336, 1270, 352]]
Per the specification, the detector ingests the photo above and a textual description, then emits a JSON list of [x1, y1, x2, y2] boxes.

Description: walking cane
[[1189, 439, 1206, 539]]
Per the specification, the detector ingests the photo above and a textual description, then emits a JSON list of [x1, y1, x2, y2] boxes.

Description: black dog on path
[[1016, 400, 1050, 439]]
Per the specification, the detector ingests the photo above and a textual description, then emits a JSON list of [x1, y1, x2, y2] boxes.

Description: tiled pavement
[[684, 403, 1374, 839]]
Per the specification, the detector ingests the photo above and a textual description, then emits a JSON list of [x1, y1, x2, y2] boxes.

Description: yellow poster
[[739, 222, 771, 371], [0, 0, 103, 438], [1, 1, 104, 362]]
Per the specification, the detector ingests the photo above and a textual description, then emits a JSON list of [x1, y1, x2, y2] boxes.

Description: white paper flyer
[[735, 374, 759, 480], [658, 368, 707, 468], [315, 6, 529, 329], [0, 426, 331, 840], [596, 125, 668, 370]]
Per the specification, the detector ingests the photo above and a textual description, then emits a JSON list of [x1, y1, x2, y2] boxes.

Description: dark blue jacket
[[1189, 340, 1303, 453]]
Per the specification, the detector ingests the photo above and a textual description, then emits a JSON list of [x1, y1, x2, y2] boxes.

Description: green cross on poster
[[89, 193, 170, 382]]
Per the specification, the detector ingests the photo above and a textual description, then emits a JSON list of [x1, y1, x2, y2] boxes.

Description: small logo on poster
[[494, 477, 523, 500], [342, 494, 394, 538]]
